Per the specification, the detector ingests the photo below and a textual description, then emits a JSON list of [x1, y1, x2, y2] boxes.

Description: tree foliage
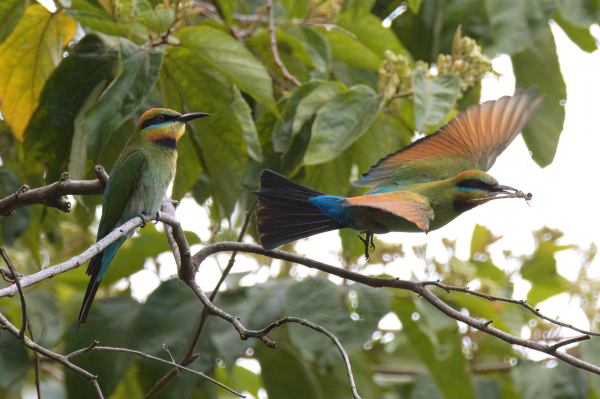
[[0, 0, 599, 398]]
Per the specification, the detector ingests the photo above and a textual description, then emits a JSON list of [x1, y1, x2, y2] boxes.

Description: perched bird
[[254, 87, 544, 259], [78, 108, 210, 325]]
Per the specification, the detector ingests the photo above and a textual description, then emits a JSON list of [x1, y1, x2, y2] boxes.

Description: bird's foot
[[358, 231, 375, 261], [138, 213, 152, 228], [154, 211, 160, 225]]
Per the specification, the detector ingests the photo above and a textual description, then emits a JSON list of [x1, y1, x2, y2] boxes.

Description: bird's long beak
[[177, 112, 211, 123], [490, 185, 532, 201]]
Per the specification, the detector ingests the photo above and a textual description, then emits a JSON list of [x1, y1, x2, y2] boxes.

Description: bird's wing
[[346, 191, 434, 232], [96, 150, 147, 240], [354, 87, 546, 190]]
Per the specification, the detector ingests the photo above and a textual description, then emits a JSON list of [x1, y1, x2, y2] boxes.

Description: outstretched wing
[[354, 87, 545, 192], [346, 191, 434, 232]]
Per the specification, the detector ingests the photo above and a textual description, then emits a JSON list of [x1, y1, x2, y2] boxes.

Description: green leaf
[[343, 0, 377, 18], [470, 224, 502, 258], [0, 5, 76, 141], [65, 296, 142, 399], [140, 5, 175, 33], [281, 0, 310, 19], [23, 35, 117, 182], [272, 80, 345, 153], [554, 0, 597, 28], [304, 85, 382, 165], [172, 132, 203, 202], [512, 27, 566, 167], [232, 86, 262, 162], [0, 169, 31, 244], [336, 12, 411, 60], [407, 0, 423, 14], [412, 67, 462, 132], [83, 38, 162, 160], [161, 48, 248, 214], [484, 0, 554, 56], [0, 332, 29, 388], [176, 26, 276, 112], [284, 276, 389, 366], [67, 0, 132, 38], [321, 27, 383, 71], [300, 26, 332, 75], [0, 0, 26, 45], [512, 361, 589, 399], [214, 0, 235, 25], [520, 240, 572, 306], [392, 296, 476, 399], [553, 12, 597, 54]]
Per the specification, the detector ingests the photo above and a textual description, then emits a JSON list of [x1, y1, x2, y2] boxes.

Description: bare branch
[[1, 247, 27, 339], [548, 335, 591, 352], [257, 317, 360, 399], [267, 0, 301, 87], [0, 172, 105, 216], [189, 242, 600, 376], [421, 281, 600, 337]]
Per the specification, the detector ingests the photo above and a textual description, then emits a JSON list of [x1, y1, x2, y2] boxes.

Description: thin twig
[[391, 89, 413, 99], [257, 317, 360, 399], [267, 0, 301, 86], [548, 335, 590, 352], [73, 342, 245, 398], [1, 247, 27, 340], [421, 281, 600, 337]]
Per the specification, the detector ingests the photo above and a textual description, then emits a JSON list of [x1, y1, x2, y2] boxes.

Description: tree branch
[[1, 247, 26, 339], [0, 169, 107, 216], [145, 200, 257, 399]]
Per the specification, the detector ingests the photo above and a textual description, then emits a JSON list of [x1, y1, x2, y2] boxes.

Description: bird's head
[[135, 108, 210, 148], [451, 170, 531, 213]]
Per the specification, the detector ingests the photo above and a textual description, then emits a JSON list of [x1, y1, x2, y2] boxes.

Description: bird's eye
[[157, 115, 165, 121]]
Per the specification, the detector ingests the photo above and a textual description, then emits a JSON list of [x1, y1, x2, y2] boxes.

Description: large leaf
[[412, 67, 462, 132], [67, 0, 132, 38], [304, 85, 382, 165], [553, 12, 597, 53], [520, 239, 572, 306], [0, 332, 29, 388], [272, 80, 345, 153], [23, 34, 118, 182], [65, 296, 142, 399], [392, 296, 476, 399], [232, 86, 262, 162], [284, 277, 389, 366], [0, 169, 31, 243], [82, 38, 162, 160], [0, 5, 76, 141], [512, 27, 566, 167], [512, 361, 589, 399], [176, 26, 276, 112], [0, 0, 26, 45], [484, 0, 554, 56], [161, 47, 248, 214]]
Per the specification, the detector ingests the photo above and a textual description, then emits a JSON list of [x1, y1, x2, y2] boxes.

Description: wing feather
[[354, 87, 546, 189], [346, 191, 433, 232]]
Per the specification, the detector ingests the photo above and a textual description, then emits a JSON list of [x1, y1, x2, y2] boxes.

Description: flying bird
[[78, 108, 210, 325], [254, 87, 544, 259]]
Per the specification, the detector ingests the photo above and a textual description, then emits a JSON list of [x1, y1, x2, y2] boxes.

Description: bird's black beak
[[177, 112, 211, 123], [491, 185, 532, 200]]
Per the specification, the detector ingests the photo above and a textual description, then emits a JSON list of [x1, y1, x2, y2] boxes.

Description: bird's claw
[[358, 231, 375, 261], [154, 211, 160, 225]]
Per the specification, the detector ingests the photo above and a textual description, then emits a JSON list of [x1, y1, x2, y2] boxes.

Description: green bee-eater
[[254, 87, 545, 258], [78, 108, 209, 325]]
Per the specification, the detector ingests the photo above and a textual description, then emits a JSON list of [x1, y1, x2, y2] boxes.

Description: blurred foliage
[[0, 0, 598, 398]]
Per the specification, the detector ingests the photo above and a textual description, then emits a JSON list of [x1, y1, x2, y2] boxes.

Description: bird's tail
[[78, 239, 124, 325], [254, 170, 342, 250]]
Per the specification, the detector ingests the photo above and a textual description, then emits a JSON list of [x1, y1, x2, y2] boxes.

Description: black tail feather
[[78, 255, 102, 326], [254, 170, 341, 250]]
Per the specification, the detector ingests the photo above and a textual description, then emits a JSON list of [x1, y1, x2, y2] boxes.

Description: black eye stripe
[[457, 179, 494, 190], [141, 114, 177, 130]]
